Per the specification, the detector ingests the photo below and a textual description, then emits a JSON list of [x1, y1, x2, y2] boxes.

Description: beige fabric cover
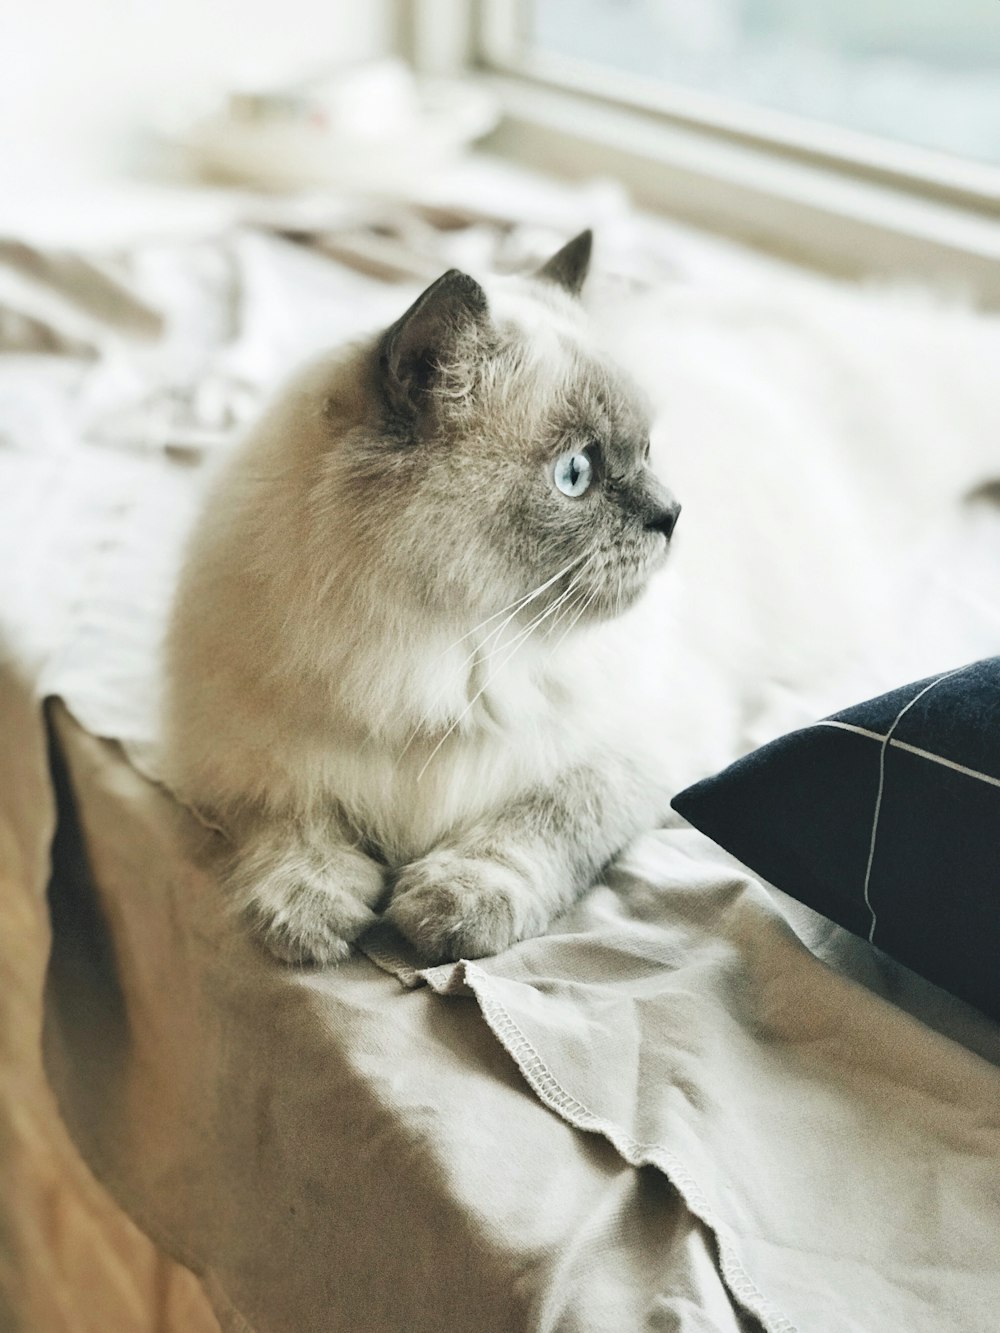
[[33, 702, 1000, 1332]]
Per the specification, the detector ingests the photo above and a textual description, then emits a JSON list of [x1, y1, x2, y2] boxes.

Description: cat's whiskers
[[413, 567, 591, 783], [612, 563, 625, 619], [542, 557, 599, 643], [394, 551, 589, 763], [551, 580, 601, 653], [478, 578, 578, 670], [443, 552, 590, 655]]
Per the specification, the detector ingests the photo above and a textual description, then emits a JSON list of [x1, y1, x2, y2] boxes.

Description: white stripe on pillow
[[816, 720, 1000, 790]]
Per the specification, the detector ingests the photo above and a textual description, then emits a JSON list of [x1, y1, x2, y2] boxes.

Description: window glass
[[529, 0, 1000, 165]]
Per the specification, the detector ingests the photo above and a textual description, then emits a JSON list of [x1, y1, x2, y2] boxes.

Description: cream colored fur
[[164, 244, 682, 964], [165, 239, 1000, 967]]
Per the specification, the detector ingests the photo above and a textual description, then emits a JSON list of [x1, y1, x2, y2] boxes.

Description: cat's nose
[[646, 501, 681, 540]]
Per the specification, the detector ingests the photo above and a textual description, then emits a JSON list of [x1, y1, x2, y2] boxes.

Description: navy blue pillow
[[671, 658, 1000, 1021]]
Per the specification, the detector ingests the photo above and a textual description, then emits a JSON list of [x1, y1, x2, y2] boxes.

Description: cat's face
[[337, 232, 679, 633]]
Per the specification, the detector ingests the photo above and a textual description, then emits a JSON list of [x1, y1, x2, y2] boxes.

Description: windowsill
[[481, 51, 1000, 212], [476, 71, 1000, 306]]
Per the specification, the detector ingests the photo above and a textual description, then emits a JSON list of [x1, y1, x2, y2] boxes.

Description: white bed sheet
[[3, 171, 1000, 1332]]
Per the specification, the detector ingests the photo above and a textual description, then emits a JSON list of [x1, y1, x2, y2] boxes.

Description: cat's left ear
[[536, 229, 593, 296], [379, 269, 491, 420]]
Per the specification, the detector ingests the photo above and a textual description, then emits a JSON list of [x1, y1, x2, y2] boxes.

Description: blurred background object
[[0, 0, 391, 180], [172, 58, 498, 190]]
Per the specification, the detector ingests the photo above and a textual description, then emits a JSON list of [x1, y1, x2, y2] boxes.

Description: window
[[465, 0, 1000, 299], [519, 0, 1000, 168]]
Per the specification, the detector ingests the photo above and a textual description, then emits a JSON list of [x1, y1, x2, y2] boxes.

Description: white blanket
[[3, 178, 1000, 1332]]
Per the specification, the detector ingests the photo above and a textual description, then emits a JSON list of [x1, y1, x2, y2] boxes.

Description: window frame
[[399, 0, 1000, 303], [478, 0, 1000, 209]]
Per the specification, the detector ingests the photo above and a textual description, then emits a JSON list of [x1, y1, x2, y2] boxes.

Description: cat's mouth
[[545, 533, 672, 628]]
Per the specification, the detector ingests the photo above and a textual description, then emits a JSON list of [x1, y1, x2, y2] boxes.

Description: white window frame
[[398, 0, 1000, 303]]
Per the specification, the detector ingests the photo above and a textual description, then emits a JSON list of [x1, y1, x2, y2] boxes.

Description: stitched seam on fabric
[[857, 667, 966, 945], [817, 719, 1000, 789], [464, 963, 799, 1333]]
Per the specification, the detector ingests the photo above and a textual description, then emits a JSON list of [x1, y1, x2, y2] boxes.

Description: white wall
[[0, 0, 396, 176]]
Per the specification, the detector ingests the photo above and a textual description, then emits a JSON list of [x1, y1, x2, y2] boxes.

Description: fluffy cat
[[163, 232, 683, 966]]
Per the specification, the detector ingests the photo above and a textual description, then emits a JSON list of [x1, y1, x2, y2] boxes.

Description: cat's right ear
[[379, 269, 490, 421], [536, 229, 592, 296]]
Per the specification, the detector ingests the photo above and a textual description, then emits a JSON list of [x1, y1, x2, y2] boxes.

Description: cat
[[162, 231, 684, 966]]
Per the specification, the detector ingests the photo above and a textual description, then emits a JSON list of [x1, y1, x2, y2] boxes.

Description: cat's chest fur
[[311, 597, 673, 864], [281, 637, 607, 863]]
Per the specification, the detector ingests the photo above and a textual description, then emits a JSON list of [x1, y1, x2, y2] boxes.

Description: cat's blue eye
[[553, 451, 593, 498]]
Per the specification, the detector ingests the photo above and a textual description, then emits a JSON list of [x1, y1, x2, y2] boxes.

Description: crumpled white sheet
[[4, 183, 1000, 1332]]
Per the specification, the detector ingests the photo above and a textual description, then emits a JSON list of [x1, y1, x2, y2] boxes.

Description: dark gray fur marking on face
[[379, 269, 492, 425], [350, 249, 679, 628]]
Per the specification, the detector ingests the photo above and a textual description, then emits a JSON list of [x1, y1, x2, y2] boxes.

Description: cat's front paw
[[237, 842, 385, 967], [386, 850, 543, 964]]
